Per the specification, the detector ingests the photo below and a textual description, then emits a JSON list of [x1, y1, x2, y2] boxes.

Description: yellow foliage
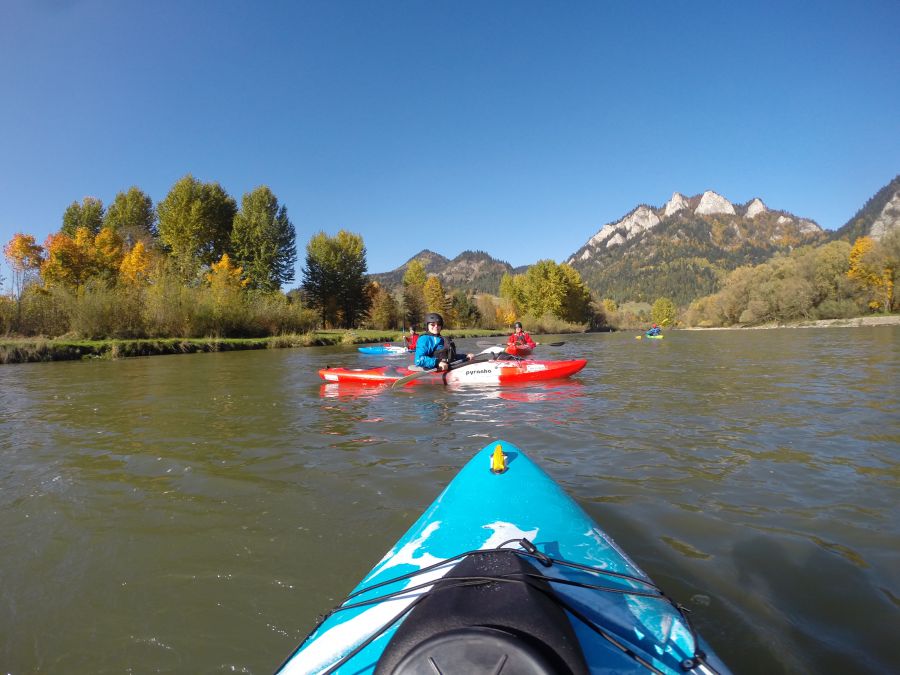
[[848, 236, 893, 311], [119, 242, 152, 286], [4, 233, 44, 271], [206, 253, 248, 289], [94, 227, 124, 276]]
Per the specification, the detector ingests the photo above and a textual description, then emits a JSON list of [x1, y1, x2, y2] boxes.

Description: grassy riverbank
[[0, 329, 507, 364]]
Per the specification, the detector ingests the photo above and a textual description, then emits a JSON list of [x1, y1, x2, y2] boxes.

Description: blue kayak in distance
[[276, 440, 730, 675], [358, 344, 411, 355]]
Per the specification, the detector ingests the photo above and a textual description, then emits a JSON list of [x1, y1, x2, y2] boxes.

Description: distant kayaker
[[415, 313, 474, 371], [646, 324, 662, 337], [508, 321, 537, 350], [403, 325, 419, 351]]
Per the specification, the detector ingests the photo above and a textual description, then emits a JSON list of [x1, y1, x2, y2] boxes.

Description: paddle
[[475, 340, 565, 348], [391, 352, 493, 389]]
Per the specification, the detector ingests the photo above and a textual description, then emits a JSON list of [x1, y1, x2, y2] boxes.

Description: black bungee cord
[[285, 538, 720, 675]]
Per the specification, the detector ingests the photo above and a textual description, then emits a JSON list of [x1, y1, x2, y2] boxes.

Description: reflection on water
[[0, 328, 898, 673]]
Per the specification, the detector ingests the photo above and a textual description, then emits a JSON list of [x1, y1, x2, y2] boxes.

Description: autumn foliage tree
[[157, 174, 237, 280], [4, 233, 44, 299], [651, 297, 677, 326], [40, 227, 125, 289], [402, 259, 427, 328], [848, 236, 894, 312], [119, 241, 153, 286], [367, 282, 400, 329], [423, 275, 447, 315]]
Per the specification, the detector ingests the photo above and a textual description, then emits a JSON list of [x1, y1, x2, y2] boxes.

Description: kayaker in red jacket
[[403, 325, 419, 351], [507, 322, 536, 349]]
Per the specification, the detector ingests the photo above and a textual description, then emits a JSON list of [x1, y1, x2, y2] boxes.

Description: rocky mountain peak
[[695, 191, 736, 216], [870, 189, 900, 240], [745, 198, 768, 218], [586, 205, 661, 251], [664, 192, 688, 217]]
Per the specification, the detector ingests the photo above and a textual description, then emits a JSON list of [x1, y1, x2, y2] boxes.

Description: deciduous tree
[[402, 259, 427, 287], [367, 283, 400, 330], [157, 174, 237, 279], [119, 241, 153, 286], [62, 197, 105, 236], [206, 253, 247, 290], [423, 275, 446, 314], [651, 297, 677, 327], [103, 187, 157, 244], [301, 230, 369, 328], [402, 259, 427, 327], [848, 236, 893, 312], [42, 228, 96, 288], [231, 186, 297, 292], [4, 233, 44, 299]]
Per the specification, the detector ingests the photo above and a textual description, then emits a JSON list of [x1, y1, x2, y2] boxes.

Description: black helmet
[[425, 312, 444, 326], [514, 321, 522, 328]]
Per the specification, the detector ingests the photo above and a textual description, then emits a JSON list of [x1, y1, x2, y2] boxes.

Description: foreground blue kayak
[[277, 440, 729, 674]]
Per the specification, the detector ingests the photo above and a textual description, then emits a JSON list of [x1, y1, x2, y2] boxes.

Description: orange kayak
[[505, 344, 533, 357], [319, 358, 586, 385]]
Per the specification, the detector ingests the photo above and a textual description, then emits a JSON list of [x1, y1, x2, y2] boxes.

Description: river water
[[1, 327, 897, 674]]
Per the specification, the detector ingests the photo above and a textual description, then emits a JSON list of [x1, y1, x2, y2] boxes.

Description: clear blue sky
[[1, 0, 898, 286]]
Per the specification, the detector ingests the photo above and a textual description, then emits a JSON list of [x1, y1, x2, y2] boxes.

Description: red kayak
[[319, 358, 586, 385], [505, 344, 533, 357]]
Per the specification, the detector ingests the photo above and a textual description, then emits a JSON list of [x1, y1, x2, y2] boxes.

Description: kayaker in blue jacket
[[646, 323, 662, 336], [415, 312, 474, 371]]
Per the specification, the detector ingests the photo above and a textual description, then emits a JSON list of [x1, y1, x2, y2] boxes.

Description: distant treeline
[[0, 178, 603, 340], [2, 177, 316, 339], [3, 176, 896, 341], [683, 235, 899, 326]]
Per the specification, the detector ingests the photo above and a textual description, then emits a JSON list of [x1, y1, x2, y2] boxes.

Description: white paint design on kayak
[[282, 521, 539, 673], [626, 594, 696, 656], [480, 521, 539, 550], [581, 527, 697, 656], [583, 526, 642, 575]]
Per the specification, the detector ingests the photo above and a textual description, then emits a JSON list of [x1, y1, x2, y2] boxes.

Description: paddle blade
[[391, 368, 435, 388]]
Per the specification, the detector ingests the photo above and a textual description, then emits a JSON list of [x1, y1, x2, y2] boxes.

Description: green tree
[[519, 260, 592, 322], [103, 187, 157, 244], [881, 229, 900, 311], [498, 272, 523, 315], [301, 230, 369, 328], [368, 284, 400, 329], [806, 241, 852, 306], [651, 297, 677, 327], [157, 174, 237, 279], [558, 264, 593, 323], [62, 197, 104, 236], [231, 186, 297, 292], [450, 290, 481, 328]]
